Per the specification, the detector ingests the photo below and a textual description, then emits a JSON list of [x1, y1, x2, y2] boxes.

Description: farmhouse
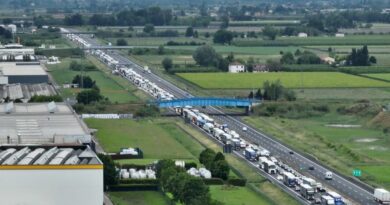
[[298, 32, 308, 38], [229, 62, 246, 73], [335, 33, 345, 37], [322, 57, 336, 64]]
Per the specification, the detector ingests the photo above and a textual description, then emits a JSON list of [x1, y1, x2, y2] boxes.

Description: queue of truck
[[64, 31, 390, 205]]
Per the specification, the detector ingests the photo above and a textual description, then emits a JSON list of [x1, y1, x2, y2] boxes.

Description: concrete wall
[[0, 168, 103, 205], [7, 75, 48, 84]]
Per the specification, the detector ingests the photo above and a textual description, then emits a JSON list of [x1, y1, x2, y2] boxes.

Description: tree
[[76, 88, 103, 104], [262, 25, 278, 40], [72, 75, 96, 88], [369, 56, 377, 64], [263, 80, 284, 101], [116, 38, 128, 46], [64, 13, 84, 26], [185, 26, 194, 37], [280, 52, 295, 64], [220, 15, 230, 29], [213, 152, 225, 161], [162, 57, 173, 72], [157, 45, 165, 55], [266, 59, 282, 72], [199, 148, 216, 170], [297, 51, 321, 64], [211, 160, 230, 180], [192, 45, 218, 66], [193, 31, 199, 38], [248, 91, 254, 99], [181, 177, 211, 205], [255, 89, 262, 100], [213, 29, 234, 44], [97, 154, 118, 190], [347, 45, 371, 66], [69, 61, 82, 71], [143, 24, 155, 33], [294, 49, 302, 56], [246, 57, 255, 72]]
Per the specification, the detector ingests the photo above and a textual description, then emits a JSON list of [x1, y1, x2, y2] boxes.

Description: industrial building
[[0, 62, 48, 84], [0, 144, 103, 205], [0, 83, 56, 102], [0, 102, 92, 144]]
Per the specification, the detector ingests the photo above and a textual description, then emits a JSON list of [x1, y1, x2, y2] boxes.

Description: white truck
[[374, 188, 390, 204], [321, 195, 335, 205], [203, 123, 214, 133], [213, 128, 225, 140], [300, 183, 315, 200]]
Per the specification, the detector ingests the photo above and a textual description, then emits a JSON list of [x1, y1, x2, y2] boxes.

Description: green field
[[167, 45, 300, 55], [109, 191, 170, 205], [209, 185, 271, 205], [363, 73, 390, 81], [85, 118, 204, 160], [47, 58, 140, 103], [177, 72, 390, 89], [235, 35, 390, 46]]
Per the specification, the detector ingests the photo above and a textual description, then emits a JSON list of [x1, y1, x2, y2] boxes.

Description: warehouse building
[[0, 145, 103, 205], [0, 62, 48, 84], [0, 102, 92, 144]]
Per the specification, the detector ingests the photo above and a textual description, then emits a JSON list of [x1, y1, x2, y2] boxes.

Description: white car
[[325, 171, 333, 180], [242, 126, 248, 132]]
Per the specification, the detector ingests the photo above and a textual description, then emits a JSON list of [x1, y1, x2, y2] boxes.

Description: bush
[[119, 179, 159, 185], [116, 38, 128, 46], [29, 95, 63, 102], [202, 178, 224, 185], [109, 184, 158, 191], [184, 162, 197, 170], [227, 178, 247, 186]]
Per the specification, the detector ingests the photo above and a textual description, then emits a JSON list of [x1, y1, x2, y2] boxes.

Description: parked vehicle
[[242, 126, 247, 131], [374, 188, 390, 204]]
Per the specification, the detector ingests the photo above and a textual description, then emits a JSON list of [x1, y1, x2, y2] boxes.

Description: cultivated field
[[177, 72, 390, 89], [234, 35, 390, 46]]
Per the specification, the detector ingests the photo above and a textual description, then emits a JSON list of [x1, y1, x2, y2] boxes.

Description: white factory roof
[[0, 103, 91, 144], [0, 145, 102, 166], [0, 63, 47, 76]]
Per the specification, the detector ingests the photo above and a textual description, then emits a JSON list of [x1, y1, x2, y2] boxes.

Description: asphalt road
[[69, 31, 376, 205]]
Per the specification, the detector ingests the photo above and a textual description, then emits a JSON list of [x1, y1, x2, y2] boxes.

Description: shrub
[[202, 178, 224, 185], [227, 178, 247, 186], [119, 179, 159, 185]]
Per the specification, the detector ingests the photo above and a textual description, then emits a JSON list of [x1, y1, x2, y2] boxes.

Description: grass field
[[167, 45, 300, 55], [85, 118, 204, 160], [47, 58, 140, 103], [177, 72, 390, 89], [243, 106, 390, 189], [109, 191, 170, 205], [363, 73, 390, 81], [209, 185, 271, 205]]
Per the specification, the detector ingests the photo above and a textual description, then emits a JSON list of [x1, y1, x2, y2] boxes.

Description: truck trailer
[[374, 188, 390, 204], [300, 183, 315, 200], [283, 172, 296, 187]]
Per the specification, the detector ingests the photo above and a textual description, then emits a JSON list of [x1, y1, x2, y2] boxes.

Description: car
[[289, 151, 294, 154], [308, 166, 315, 171], [242, 126, 248, 132], [325, 171, 333, 180]]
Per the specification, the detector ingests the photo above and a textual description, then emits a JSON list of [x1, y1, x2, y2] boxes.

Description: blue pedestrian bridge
[[156, 97, 257, 108]]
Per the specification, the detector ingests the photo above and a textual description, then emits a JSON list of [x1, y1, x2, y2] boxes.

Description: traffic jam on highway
[[64, 31, 390, 205]]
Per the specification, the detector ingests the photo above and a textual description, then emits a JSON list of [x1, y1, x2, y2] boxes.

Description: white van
[[325, 171, 333, 180]]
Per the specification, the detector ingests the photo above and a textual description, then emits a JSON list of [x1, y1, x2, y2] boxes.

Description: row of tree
[[65, 7, 173, 26], [249, 81, 296, 101], [347, 45, 377, 66], [199, 149, 230, 180]]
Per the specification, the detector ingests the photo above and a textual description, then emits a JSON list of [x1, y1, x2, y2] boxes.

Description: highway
[[67, 31, 376, 205]]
